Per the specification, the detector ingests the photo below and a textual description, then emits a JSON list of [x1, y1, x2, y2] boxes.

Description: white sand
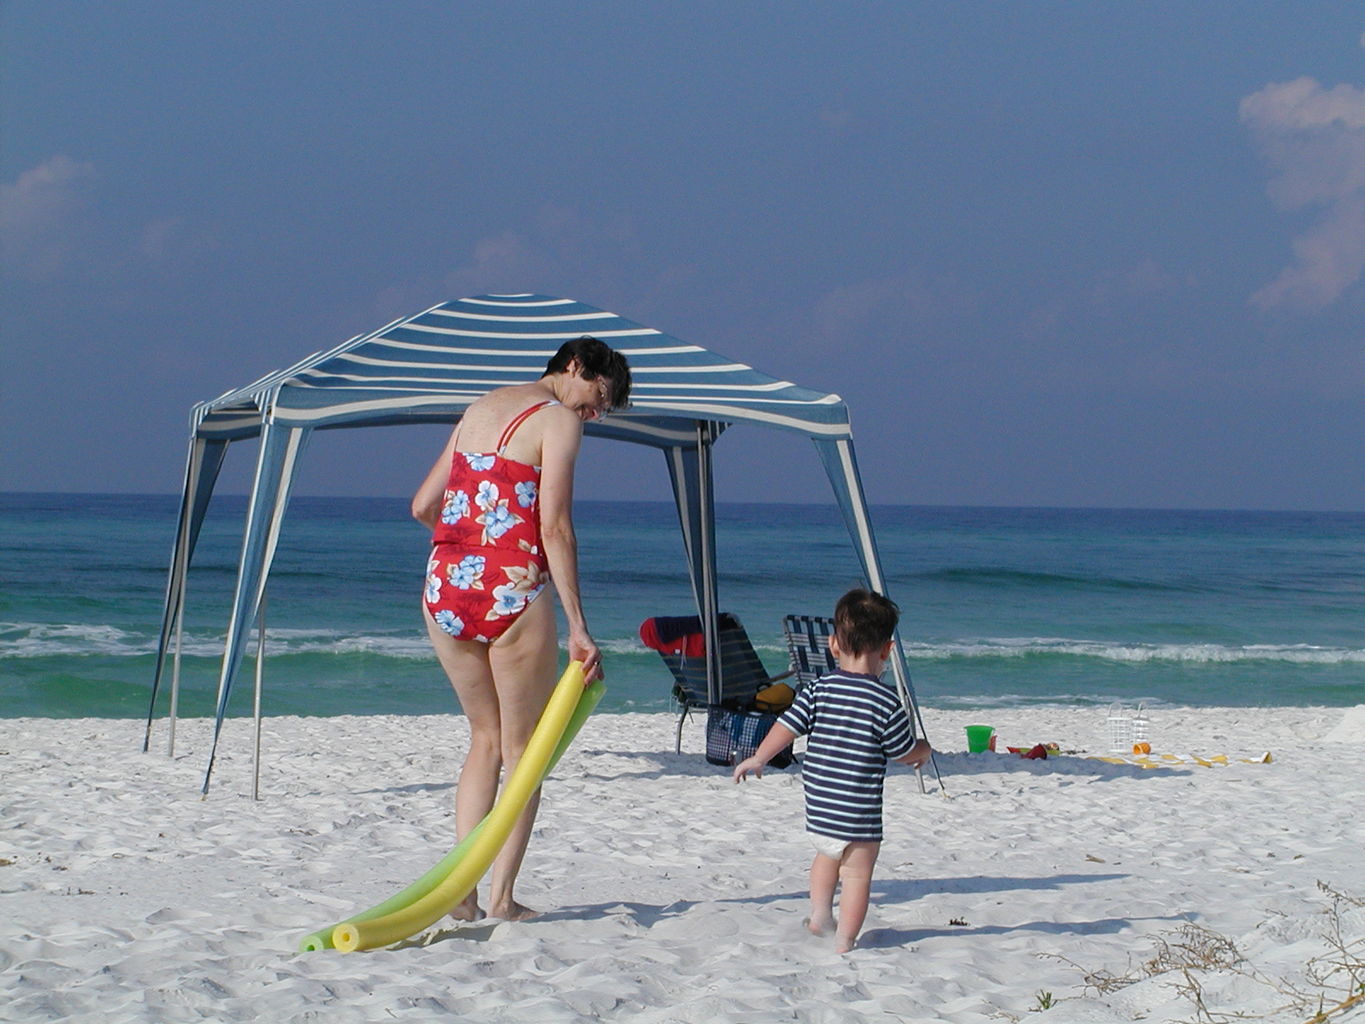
[[2, 706, 1363, 1023]]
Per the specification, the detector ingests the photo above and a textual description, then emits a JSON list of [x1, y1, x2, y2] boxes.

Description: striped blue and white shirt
[[778, 669, 914, 842]]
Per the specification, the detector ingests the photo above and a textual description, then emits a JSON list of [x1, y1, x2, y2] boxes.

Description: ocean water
[[2, 493, 1362, 719]]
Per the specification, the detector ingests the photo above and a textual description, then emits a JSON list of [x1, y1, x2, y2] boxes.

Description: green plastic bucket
[[965, 724, 995, 753]]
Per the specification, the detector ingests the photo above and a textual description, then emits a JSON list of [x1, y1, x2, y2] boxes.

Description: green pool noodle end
[[298, 665, 602, 952]]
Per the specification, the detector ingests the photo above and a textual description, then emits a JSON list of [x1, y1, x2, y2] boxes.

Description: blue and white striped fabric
[[778, 669, 915, 842], [195, 293, 850, 446]]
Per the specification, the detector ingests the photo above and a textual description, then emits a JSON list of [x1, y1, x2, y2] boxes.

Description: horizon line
[[1, 490, 1362, 516]]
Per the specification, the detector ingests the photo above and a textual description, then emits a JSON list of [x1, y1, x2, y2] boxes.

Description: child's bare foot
[[835, 933, 857, 954], [448, 892, 484, 922], [486, 899, 539, 922], [805, 914, 835, 937]]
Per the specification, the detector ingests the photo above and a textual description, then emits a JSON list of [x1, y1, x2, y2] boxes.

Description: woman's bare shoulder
[[476, 382, 546, 413], [523, 400, 580, 446], [539, 399, 580, 424], [459, 384, 553, 446]]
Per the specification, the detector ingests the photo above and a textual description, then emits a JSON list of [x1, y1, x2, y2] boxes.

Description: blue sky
[[4, 2, 1364, 509]]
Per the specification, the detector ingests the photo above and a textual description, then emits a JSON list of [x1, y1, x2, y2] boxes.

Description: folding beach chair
[[781, 614, 839, 690], [639, 613, 795, 764]]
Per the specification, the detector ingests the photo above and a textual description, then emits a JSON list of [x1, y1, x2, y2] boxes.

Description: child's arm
[[896, 738, 932, 769], [732, 723, 799, 782]]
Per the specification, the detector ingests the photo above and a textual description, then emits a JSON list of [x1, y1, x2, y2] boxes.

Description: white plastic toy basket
[[1131, 702, 1149, 746], [1105, 703, 1133, 752], [1106, 702, 1150, 752]]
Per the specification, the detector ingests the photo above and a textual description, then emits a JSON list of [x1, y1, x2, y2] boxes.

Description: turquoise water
[[2, 494, 1362, 718]]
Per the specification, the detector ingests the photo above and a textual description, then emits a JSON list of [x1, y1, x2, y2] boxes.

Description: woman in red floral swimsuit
[[423, 399, 557, 644], [411, 336, 631, 922]]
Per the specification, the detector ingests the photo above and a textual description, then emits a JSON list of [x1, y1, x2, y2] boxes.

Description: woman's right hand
[[569, 630, 601, 684]]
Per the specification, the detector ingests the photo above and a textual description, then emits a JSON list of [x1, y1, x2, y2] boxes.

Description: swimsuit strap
[[496, 400, 559, 455]]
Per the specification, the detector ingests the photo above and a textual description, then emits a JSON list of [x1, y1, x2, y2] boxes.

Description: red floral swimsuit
[[423, 401, 557, 643]]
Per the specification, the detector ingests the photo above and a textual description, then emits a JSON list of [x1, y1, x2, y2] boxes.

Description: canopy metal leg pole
[[892, 653, 944, 795], [203, 421, 305, 797], [168, 572, 188, 758], [146, 441, 198, 754], [903, 671, 945, 795], [912, 705, 943, 791], [252, 593, 265, 801], [696, 423, 720, 705]]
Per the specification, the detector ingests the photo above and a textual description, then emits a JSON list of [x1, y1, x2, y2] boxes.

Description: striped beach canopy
[[193, 293, 852, 445], [148, 294, 933, 793]]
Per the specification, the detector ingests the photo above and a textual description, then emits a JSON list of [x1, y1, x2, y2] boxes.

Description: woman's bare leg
[[484, 594, 559, 920], [424, 608, 499, 920]]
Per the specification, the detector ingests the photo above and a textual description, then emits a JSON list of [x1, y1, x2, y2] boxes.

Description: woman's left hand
[[570, 630, 602, 684]]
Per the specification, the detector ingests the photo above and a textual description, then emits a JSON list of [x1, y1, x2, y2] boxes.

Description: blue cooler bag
[[705, 708, 795, 769]]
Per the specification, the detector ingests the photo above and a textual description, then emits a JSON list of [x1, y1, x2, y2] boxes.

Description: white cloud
[[137, 216, 219, 263], [1240, 76, 1365, 311], [1089, 258, 1184, 306], [811, 267, 960, 344], [0, 156, 98, 278], [440, 206, 641, 300], [373, 206, 677, 324], [817, 103, 854, 134], [443, 230, 550, 296], [1014, 259, 1186, 345]]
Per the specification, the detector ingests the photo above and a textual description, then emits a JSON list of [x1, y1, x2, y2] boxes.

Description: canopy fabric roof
[[194, 293, 851, 446], [147, 293, 936, 794]]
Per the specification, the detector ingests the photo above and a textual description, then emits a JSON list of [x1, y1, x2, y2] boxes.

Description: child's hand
[[732, 756, 764, 783], [901, 738, 932, 769]]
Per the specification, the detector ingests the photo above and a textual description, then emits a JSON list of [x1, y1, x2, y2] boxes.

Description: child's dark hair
[[543, 335, 633, 410], [833, 588, 900, 656]]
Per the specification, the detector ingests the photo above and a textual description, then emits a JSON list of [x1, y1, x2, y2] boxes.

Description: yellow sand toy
[[1087, 750, 1273, 769], [299, 661, 602, 952]]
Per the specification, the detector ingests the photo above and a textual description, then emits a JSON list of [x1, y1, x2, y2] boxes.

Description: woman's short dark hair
[[833, 588, 900, 656], [543, 336, 633, 410]]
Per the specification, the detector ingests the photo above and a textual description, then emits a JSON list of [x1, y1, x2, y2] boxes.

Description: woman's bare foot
[[486, 899, 539, 922], [805, 913, 835, 937], [448, 892, 484, 923]]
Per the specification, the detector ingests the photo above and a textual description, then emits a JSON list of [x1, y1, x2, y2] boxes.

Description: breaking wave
[[7, 622, 1363, 669]]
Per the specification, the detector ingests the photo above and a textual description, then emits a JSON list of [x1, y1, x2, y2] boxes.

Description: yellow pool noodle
[[298, 674, 602, 952], [332, 660, 588, 952]]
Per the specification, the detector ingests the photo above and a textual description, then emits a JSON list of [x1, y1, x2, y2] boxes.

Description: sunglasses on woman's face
[[591, 377, 614, 416]]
